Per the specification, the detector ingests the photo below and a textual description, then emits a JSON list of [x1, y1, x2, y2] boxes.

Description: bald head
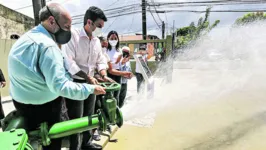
[[39, 3, 71, 33], [39, 3, 70, 22]]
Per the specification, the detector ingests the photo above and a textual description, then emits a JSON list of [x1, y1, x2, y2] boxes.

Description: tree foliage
[[175, 7, 220, 50], [235, 12, 266, 25]]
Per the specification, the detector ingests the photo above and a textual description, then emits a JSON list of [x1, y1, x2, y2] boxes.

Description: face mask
[[54, 27, 71, 44], [109, 40, 118, 47], [46, 6, 71, 44], [92, 27, 102, 37]]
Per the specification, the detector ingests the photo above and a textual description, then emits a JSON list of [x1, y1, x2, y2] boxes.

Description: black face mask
[[47, 6, 71, 44], [54, 27, 71, 44]]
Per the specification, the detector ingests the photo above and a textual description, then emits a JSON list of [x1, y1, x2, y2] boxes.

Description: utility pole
[[142, 0, 147, 40], [162, 21, 165, 39], [172, 20, 175, 34], [41, 0, 46, 7], [172, 20, 175, 52], [32, 0, 46, 26]]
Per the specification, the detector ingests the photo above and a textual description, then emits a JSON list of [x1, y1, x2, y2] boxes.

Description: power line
[[148, 0, 265, 6], [73, 7, 266, 25], [151, 0, 163, 22], [149, 1, 266, 9], [148, 7, 161, 30], [103, 16, 120, 32], [105, 0, 121, 9], [125, 11, 136, 33], [14, 0, 52, 10], [71, 4, 140, 19], [156, 8, 266, 13], [71, 0, 266, 21], [14, 4, 32, 10]]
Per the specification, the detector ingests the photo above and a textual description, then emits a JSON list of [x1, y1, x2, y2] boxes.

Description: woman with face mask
[[106, 30, 132, 103]]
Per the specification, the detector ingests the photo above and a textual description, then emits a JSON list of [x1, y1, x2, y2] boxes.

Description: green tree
[[175, 7, 220, 49], [235, 12, 266, 25]]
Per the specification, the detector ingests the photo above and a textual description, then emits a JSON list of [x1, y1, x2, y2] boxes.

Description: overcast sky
[[1, 0, 266, 38]]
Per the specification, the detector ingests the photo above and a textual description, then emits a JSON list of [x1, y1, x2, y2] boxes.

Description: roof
[[119, 35, 143, 41], [119, 34, 160, 41]]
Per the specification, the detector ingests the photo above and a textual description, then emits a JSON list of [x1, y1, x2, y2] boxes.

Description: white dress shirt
[[62, 27, 106, 80], [107, 48, 122, 70], [102, 48, 110, 69]]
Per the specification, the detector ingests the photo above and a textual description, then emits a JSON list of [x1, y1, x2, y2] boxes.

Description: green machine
[[0, 82, 122, 150]]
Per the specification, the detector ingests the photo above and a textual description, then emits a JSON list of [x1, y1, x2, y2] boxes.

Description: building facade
[[0, 4, 34, 39]]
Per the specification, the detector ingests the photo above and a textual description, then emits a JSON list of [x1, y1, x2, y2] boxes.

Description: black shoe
[[81, 143, 102, 150]]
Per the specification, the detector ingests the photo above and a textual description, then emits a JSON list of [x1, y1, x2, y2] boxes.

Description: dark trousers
[[95, 95, 103, 113], [65, 79, 96, 150], [118, 83, 127, 108], [136, 73, 144, 93], [13, 97, 63, 150], [0, 93, 4, 120], [107, 72, 121, 105]]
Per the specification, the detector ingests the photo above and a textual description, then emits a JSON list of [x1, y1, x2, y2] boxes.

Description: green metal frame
[[0, 82, 123, 150]]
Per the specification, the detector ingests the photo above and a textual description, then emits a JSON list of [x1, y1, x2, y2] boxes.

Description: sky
[[1, 0, 266, 38]]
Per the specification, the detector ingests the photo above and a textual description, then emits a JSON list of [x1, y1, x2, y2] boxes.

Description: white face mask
[[109, 40, 118, 47], [92, 27, 102, 37]]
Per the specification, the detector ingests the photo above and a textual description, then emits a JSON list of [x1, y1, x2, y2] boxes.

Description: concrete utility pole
[[162, 21, 165, 39], [142, 0, 147, 40], [32, 0, 46, 26]]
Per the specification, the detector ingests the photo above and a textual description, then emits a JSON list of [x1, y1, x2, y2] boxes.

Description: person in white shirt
[[135, 44, 151, 93], [106, 30, 132, 103], [62, 6, 113, 150]]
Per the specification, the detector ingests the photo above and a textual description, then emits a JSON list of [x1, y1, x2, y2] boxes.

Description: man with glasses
[[62, 6, 113, 150], [8, 3, 106, 150]]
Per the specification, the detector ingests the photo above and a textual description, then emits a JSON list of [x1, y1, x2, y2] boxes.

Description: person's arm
[[107, 62, 131, 78], [61, 32, 90, 82], [115, 48, 123, 64], [95, 41, 108, 77], [39, 46, 99, 100], [115, 54, 123, 64], [121, 57, 130, 65]]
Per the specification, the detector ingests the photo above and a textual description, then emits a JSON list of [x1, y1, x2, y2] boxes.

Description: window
[[10, 34, 20, 39]]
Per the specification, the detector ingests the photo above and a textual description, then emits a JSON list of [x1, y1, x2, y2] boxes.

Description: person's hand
[[95, 77, 104, 82], [103, 76, 115, 83], [88, 76, 99, 85], [93, 85, 106, 95], [128, 73, 134, 79], [122, 57, 130, 64], [94, 74, 105, 82], [122, 72, 132, 78], [0, 82, 6, 88]]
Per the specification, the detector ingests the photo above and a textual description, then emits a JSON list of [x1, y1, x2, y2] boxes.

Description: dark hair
[[39, 6, 61, 22], [98, 36, 107, 42], [83, 6, 107, 26], [107, 30, 120, 51]]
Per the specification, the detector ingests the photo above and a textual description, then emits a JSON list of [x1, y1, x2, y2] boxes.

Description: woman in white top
[[106, 30, 132, 102]]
